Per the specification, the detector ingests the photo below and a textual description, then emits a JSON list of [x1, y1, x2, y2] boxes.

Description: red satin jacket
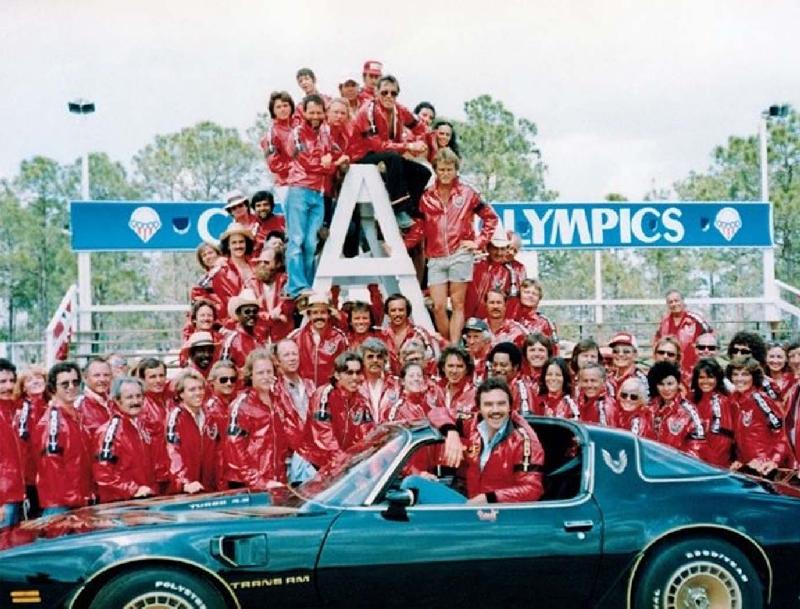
[[461, 412, 544, 503], [93, 411, 156, 503], [33, 402, 93, 508], [403, 179, 498, 259]]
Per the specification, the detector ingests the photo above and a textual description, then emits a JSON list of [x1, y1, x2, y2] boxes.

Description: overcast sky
[[1, 0, 798, 201]]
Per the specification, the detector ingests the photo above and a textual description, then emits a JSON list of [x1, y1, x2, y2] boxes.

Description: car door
[[315, 460, 603, 607]]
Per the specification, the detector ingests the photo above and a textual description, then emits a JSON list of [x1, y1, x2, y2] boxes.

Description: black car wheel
[[88, 567, 227, 609], [634, 537, 762, 609]]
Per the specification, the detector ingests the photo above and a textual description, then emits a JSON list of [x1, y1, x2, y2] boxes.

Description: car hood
[[0, 489, 303, 552]]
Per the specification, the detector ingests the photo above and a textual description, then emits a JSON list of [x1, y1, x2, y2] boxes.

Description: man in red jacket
[[220, 289, 267, 369], [93, 376, 157, 503], [350, 75, 430, 228], [75, 357, 113, 438], [249, 190, 285, 257], [358, 60, 382, 105], [261, 90, 295, 199], [465, 236, 514, 319], [284, 94, 345, 297], [654, 289, 712, 378], [166, 370, 212, 494], [304, 352, 375, 469], [35, 362, 93, 516], [136, 358, 171, 492], [404, 148, 499, 340], [291, 292, 349, 388], [252, 247, 292, 342], [0, 358, 24, 527]]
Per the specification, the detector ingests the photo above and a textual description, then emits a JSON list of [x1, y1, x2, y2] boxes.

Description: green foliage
[[455, 95, 557, 201], [133, 121, 262, 200]]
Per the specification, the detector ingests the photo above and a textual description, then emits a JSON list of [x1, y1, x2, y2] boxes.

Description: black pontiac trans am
[[1, 417, 799, 608]]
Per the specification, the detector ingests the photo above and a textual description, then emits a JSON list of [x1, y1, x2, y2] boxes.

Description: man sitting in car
[[430, 377, 545, 503]]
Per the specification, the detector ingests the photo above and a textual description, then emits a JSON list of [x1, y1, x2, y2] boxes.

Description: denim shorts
[[427, 250, 474, 285]]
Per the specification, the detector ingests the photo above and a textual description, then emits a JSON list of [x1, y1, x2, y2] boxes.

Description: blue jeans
[[0, 502, 21, 528], [285, 186, 325, 297]]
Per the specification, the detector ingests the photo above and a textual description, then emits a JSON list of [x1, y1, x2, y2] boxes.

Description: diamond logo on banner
[[128, 207, 162, 243]]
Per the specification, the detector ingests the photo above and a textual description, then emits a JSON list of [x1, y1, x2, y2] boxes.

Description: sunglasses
[[379, 90, 399, 98], [239, 307, 259, 315], [217, 376, 237, 384], [695, 344, 717, 351], [57, 379, 81, 389], [342, 368, 363, 376], [731, 347, 752, 355], [619, 392, 640, 400], [612, 347, 634, 354], [656, 350, 678, 358]]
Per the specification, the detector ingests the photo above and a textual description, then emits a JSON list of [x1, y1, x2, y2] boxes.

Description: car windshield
[[292, 426, 410, 507]]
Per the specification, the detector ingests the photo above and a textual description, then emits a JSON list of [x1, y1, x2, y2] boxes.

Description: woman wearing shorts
[[404, 148, 498, 341]]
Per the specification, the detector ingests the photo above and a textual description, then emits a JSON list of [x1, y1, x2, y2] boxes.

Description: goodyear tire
[[88, 566, 227, 609], [634, 537, 762, 609]]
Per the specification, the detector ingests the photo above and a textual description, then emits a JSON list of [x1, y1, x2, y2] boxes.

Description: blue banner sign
[[70, 200, 773, 252], [492, 201, 773, 249]]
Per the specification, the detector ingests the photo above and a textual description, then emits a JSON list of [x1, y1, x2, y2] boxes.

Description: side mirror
[[382, 489, 416, 521]]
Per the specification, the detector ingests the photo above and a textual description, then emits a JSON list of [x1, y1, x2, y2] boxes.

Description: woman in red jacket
[[727, 357, 788, 478], [537, 357, 580, 421], [616, 376, 655, 439], [691, 358, 735, 468]]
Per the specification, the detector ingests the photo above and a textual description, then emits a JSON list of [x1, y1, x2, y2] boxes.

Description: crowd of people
[[2, 60, 800, 527]]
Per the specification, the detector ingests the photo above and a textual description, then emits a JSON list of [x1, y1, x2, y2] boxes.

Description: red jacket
[[292, 323, 350, 388], [8, 396, 45, 486], [165, 404, 214, 493], [731, 387, 788, 466], [139, 391, 171, 484], [223, 389, 299, 489], [404, 179, 498, 259], [465, 259, 512, 319], [516, 307, 557, 340], [508, 374, 539, 416], [93, 411, 157, 503], [190, 268, 225, 316], [577, 392, 619, 427], [210, 259, 254, 323], [537, 393, 581, 420], [617, 407, 656, 439], [441, 379, 477, 420], [379, 388, 440, 424], [349, 100, 426, 161], [360, 375, 401, 422], [487, 319, 528, 350], [609, 366, 649, 400], [654, 310, 712, 376], [652, 398, 706, 459], [286, 122, 340, 192], [461, 412, 544, 503], [75, 390, 112, 439], [251, 213, 286, 257], [385, 323, 443, 377], [261, 118, 293, 185], [695, 391, 736, 468], [784, 383, 800, 466], [220, 323, 267, 369], [203, 393, 232, 490], [253, 273, 293, 342], [0, 406, 24, 506], [33, 402, 93, 509], [303, 385, 375, 469]]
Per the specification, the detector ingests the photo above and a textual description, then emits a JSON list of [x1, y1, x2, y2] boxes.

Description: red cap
[[608, 332, 638, 350], [362, 60, 383, 76]]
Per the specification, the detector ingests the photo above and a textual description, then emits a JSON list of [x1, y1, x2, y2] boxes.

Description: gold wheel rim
[[664, 560, 741, 609], [123, 592, 197, 609]]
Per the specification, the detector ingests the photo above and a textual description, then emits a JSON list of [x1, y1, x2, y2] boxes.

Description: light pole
[[68, 99, 96, 351], [759, 104, 789, 326]]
